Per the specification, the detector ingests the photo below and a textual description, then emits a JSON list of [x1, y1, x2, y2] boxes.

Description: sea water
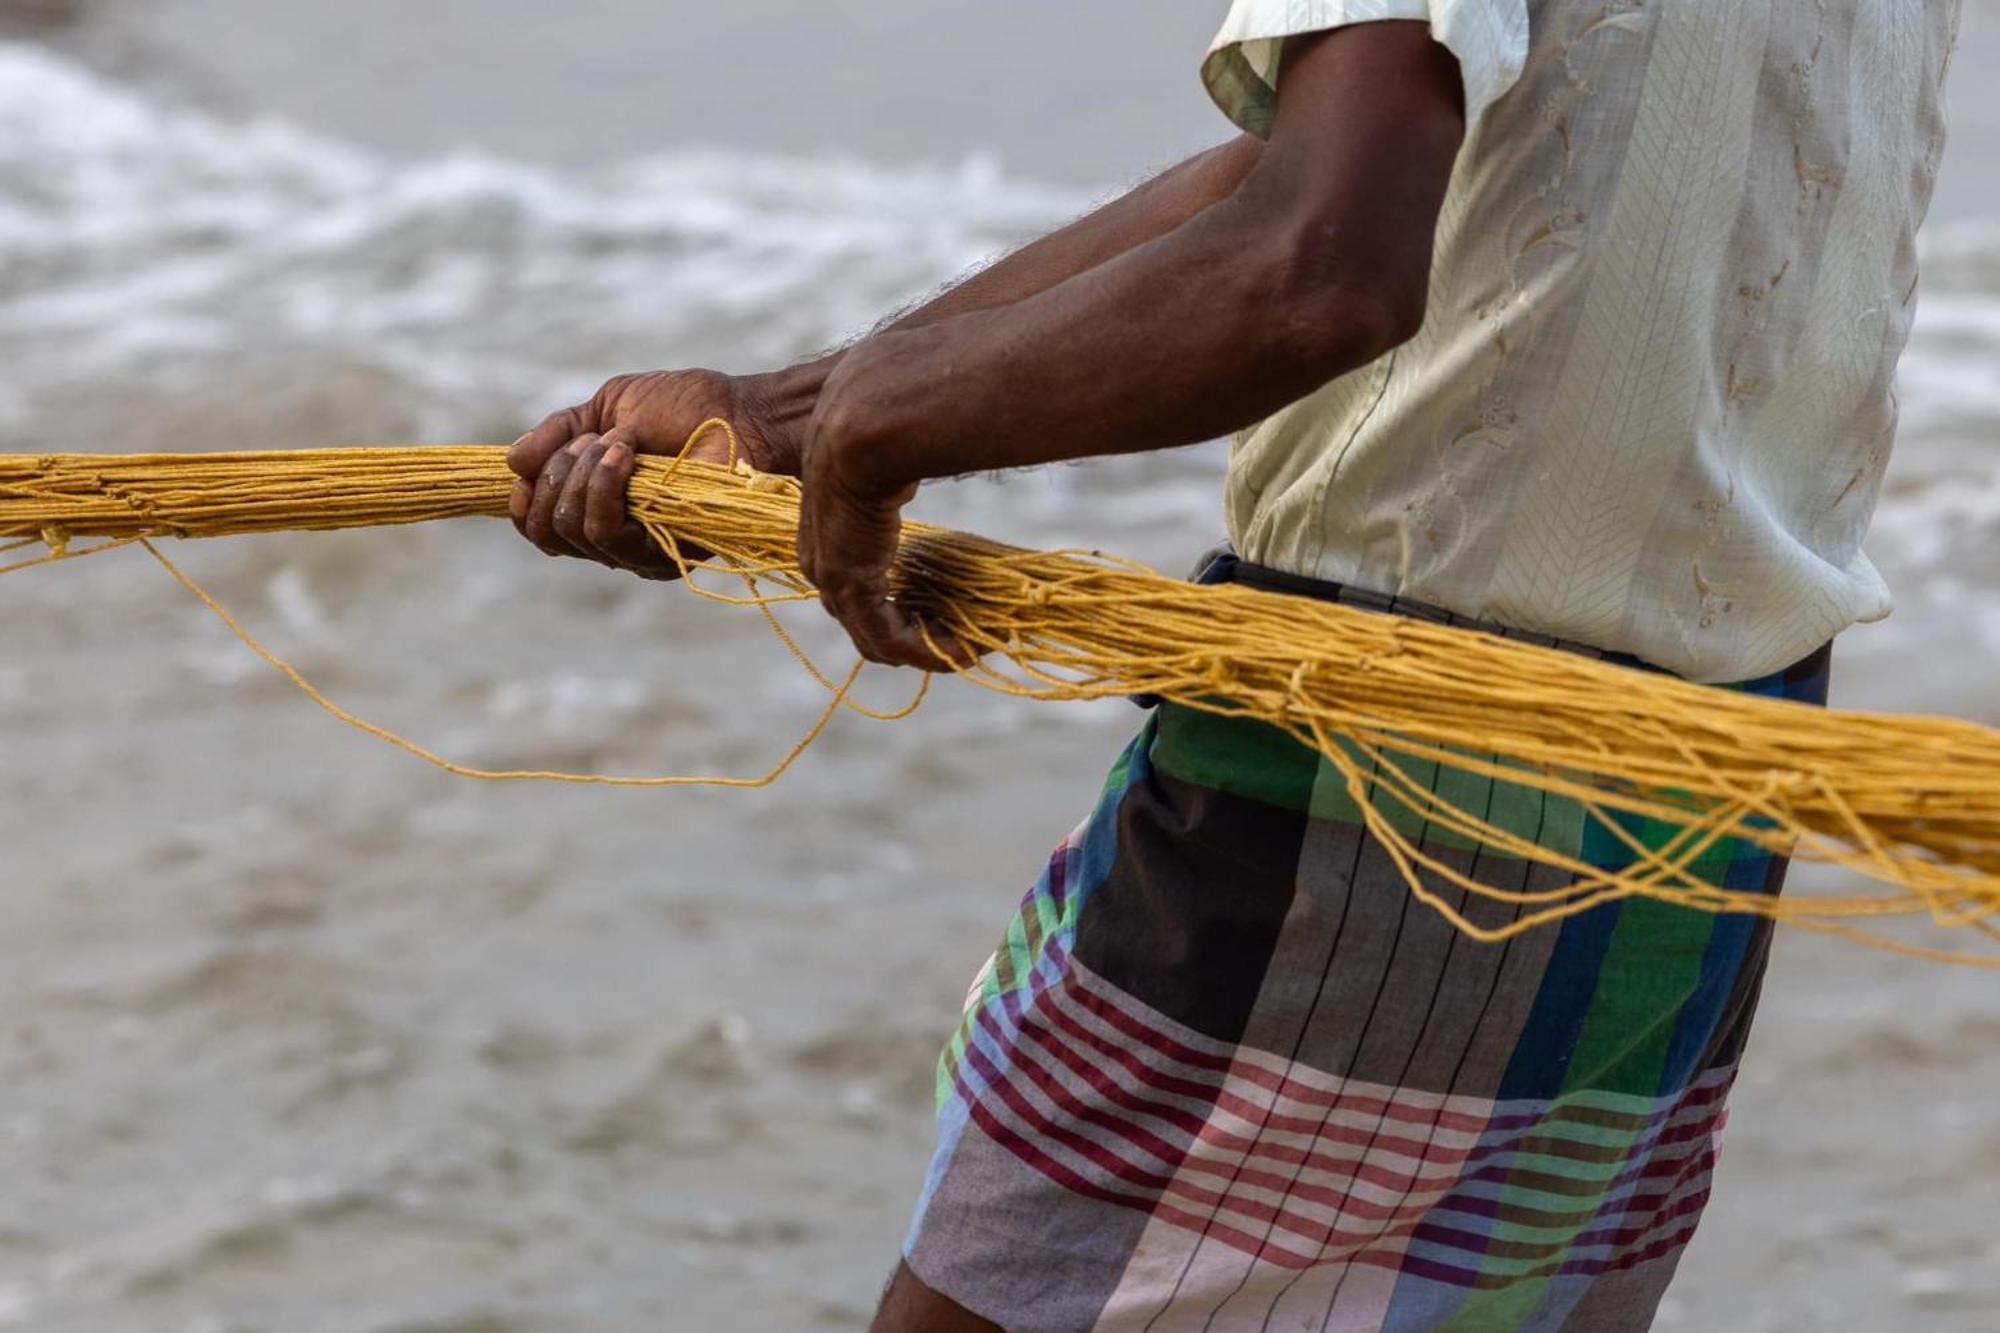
[[0, 10, 1996, 1330]]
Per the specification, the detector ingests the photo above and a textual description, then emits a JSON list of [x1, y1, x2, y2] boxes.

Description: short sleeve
[[1201, 0, 1529, 140]]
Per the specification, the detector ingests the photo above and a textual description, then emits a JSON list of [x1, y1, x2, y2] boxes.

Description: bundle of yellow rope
[[5, 429, 1998, 967]]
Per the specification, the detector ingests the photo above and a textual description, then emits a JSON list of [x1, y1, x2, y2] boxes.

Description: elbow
[[1261, 223, 1432, 380]]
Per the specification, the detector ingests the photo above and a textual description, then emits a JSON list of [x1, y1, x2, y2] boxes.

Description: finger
[[903, 605, 975, 671], [882, 604, 970, 671], [848, 601, 946, 670], [523, 437, 590, 556], [508, 402, 595, 481], [510, 482, 541, 554], [796, 497, 818, 589], [584, 441, 677, 575], [821, 574, 953, 671], [553, 437, 612, 562]]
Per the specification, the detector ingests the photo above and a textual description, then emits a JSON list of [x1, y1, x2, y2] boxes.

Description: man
[[509, 3, 1958, 1329]]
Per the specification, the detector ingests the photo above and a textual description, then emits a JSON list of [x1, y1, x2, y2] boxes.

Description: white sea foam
[[0, 42, 1089, 445]]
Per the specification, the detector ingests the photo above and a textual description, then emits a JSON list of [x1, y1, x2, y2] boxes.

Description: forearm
[[740, 137, 1264, 446], [882, 136, 1264, 333], [817, 167, 1428, 495], [812, 24, 1465, 494]]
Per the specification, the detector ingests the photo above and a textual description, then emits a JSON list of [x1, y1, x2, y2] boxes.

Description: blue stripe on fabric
[[1494, 901, 1624, 1102], [1651, 853, 1770, 1095], [1071, 723, 1152, 921], [1380, 1271, 1477, 1331]]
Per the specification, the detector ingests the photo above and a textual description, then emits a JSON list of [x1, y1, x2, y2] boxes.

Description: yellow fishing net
[[5, 426, 1998, 967]]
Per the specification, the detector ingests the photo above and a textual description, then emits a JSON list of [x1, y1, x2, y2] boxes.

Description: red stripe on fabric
[[1169, 1121, 1726, 1262], [1589, 1218, 1704, 1275], [1150, 1171, 1435, 1264], [1032, 983, 1231, 1111], [975, 1012, 1478, 1246], [1467, 1074, 1731, 1144], [947, 952, 1738, 1283], [1184, 1143, 1719, 1271], [1573, 1140, 1721, 1253], [977, 1001, 1198, 1175], [1191, 1099, 1483, 1177], [1053, 971, 1493, 1140], [1038, 982, 1487, 1186], [1032, 984, 1504, 1200], [1181, 1121, 1482, 1213], [963, 1095, 1159, 1214], [999, 1028, 1478, 1231], [1060, 966, 1236, 1072], [963, 1037, 1179, 1195], [1063, 968, 1502, 1135], [977, 1010, 1447, 1241], [1574, 1180, 1716, 1258], [1455, 1111, 1725, 1182], [1458, 1117, 1724, 1198], [1060, 957, 1738, 1145], [1223, 1158, 1473, 1231], [989, 969, 1727, 1238], [1011, 1007, 1213, 1139], [1148, 1201, 1320, 1270]]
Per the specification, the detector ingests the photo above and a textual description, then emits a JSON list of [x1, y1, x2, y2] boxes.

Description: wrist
[[808, 339, 923, 502], [736, 357, 837, 476]]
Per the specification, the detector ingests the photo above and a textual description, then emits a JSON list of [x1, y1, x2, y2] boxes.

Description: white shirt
[[1203, 0, 1960, 682]]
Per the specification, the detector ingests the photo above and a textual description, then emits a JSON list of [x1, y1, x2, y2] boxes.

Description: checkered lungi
[[904, 560, 1833, 1331]]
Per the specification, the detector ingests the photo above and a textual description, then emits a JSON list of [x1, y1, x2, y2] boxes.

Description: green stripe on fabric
[[1154, 704, 1591, 863], [1561, 825, 1723, 1096], [1151, 704, 1320, 811], [1445, 810, 1726, 1324], [1097, 726, 1142, 803]]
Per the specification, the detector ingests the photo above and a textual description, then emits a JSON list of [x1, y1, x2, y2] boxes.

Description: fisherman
[[508, 5, 1959, 1329]]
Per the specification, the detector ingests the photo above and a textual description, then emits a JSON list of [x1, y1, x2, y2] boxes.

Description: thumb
[[508, 402, 599, 480]]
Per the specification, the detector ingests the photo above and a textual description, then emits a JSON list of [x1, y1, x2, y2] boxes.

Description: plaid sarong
[[905, 571, 1833, 1331]]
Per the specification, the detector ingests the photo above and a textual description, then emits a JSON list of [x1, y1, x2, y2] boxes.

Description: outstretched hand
[[507, 369, 792, 578]]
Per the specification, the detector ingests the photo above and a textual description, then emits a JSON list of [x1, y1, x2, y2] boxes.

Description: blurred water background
[[0, 2, 1996, 1329]]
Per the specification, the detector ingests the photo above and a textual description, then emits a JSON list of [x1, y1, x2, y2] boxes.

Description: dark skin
[[512, 22, 1465, 1330]]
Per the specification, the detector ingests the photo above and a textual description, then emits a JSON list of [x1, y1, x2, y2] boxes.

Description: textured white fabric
[[1202, 0, 1960, 682]]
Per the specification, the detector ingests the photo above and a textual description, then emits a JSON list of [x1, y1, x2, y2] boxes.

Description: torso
[[1218, 0, 1961, 682]]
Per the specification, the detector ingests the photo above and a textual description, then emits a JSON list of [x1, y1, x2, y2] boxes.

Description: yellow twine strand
[[136, 537, 859, 790], [5, 426, 2000, 967]]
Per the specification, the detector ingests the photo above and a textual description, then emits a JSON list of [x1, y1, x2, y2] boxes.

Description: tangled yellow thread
[[5, 423, 1999, 967]]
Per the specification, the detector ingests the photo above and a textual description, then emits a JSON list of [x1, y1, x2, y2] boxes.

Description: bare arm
[[508, 137, 1265, 496], [507, 136, 1268, 568], [736, 136, 1264, 446], [743, 136, 1268, 438], [890, 138, 1267, 334], [797, 23, 1467, 665]]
